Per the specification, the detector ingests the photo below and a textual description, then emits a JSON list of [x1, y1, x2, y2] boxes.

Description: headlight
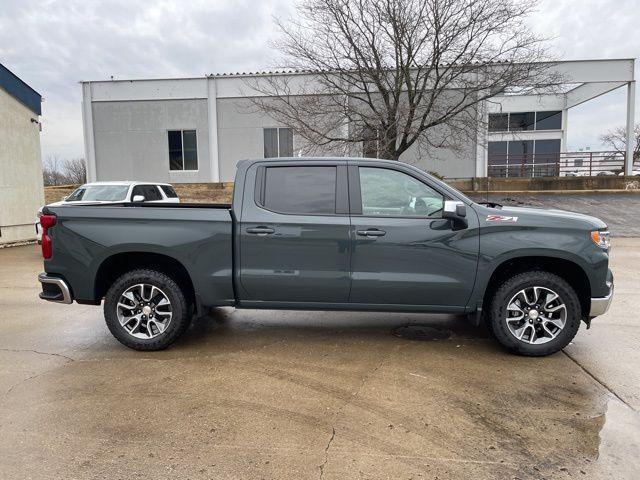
[[591, 230, 611, 250]]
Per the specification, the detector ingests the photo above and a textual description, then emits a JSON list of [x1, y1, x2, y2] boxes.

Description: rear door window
[[132, 185, 163, 201], [160, 185, 178, 198], [261, 166, 336, 215], [143, 185, 163, 201]]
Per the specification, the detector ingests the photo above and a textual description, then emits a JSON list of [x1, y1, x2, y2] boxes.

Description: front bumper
[[589, 282, 613, 317], [38, 273, 73, 304]]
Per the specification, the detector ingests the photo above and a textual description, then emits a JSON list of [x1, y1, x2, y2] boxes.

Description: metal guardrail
[[487, 151, 639, 178]]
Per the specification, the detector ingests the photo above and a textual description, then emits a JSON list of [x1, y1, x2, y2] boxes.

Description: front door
[[348, 165, 479, 308], [239, 162, 351, 304]]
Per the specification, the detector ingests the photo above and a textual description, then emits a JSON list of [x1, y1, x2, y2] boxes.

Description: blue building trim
[[0, 62, 42, 115]]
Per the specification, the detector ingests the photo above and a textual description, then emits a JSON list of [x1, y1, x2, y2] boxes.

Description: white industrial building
[[0, 63, 44, 245], [81, 58, 636, 183]]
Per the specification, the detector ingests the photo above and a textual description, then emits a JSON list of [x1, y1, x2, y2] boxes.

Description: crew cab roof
[[236, 157, 472, 205]]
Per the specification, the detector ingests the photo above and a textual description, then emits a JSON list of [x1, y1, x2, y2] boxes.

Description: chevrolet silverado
[[38, 158, 614, 356]]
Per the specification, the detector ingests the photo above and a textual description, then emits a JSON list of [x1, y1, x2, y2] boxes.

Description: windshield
[[66, 185, 129, 202]]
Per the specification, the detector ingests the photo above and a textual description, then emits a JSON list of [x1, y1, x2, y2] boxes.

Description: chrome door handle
[[246, 226, 275, 236], [356, 229, 386, 237]]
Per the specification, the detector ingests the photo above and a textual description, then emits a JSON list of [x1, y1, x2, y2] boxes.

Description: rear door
[[348, 163, 479, 309], [238, 161, 351, 304]]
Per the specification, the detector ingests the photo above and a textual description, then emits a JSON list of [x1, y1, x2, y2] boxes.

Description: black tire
[[104, 269, 191, 351], [488, 271, 581, 356]]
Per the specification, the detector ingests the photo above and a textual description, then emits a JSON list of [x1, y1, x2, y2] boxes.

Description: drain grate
[[392, 324, 451, 341]]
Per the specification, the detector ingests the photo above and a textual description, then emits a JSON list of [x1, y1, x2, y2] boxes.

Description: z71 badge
[[486, 215, 518, 222]]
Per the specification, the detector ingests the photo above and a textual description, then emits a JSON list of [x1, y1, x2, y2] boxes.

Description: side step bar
[[38, 273, 73, 304]]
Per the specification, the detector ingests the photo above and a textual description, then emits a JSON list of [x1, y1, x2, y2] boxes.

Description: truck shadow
[[175, 307, 495, 352]]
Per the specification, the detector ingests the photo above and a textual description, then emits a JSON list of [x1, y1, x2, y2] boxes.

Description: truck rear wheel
[[488, 271, 581, 356], [104, 269, 190, 350]]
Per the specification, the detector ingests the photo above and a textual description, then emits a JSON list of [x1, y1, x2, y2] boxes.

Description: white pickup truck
[[36, 181, 180, 242]]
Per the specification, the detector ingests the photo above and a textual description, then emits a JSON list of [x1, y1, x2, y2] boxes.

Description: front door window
[[359, 167, 444, 217]]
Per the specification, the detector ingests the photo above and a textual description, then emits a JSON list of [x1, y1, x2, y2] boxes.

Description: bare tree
[[42, 156, 86, 186], [248, 0, 561, 160], [600, 124, 640, 161], [62, 158, 87, 184], [42, 155, 66, 186]]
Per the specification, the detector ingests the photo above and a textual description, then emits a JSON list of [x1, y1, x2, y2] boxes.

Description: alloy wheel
[[505, 286, 567, 345], [116, 283, 173, 339]]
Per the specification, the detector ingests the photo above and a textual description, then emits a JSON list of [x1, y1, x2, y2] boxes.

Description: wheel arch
[[94, 252, 196, 307], [482, 256, 591, 318]]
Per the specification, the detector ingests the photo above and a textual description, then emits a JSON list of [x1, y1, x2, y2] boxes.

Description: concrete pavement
[[1, 242, 639, 479]]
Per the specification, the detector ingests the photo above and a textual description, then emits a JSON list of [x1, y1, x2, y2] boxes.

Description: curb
[[0, 240, 37, 249], [463, 189, 640, 195]]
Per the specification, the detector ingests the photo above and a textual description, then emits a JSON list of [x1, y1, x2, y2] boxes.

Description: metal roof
[[205, 58, 636, 78], [204, 58, 636, 79], [0, 62, 42, 115], [79, 58, 636, 84]]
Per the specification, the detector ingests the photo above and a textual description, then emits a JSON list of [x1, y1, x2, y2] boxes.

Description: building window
[[264, 128, 294, 158], [534, 139, 561, 164], [488, 139, 561, 177], [362, 127, 380, 158], [168, 130, 198, 171], [488, 141, 508, 164], [262, 166, 336, 214], [509, 112, 535, 131], [488, 111, 562, 133], [508, 139, 534, 158], [535, 111, 562, 130], [488, 114, 508, 132]]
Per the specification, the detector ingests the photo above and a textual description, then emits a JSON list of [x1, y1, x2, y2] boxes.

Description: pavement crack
[[318, 426, 335, 480], [5, 372, 46, 396], [317, 346, 397, 479], [563, 350, 636, 412], [340, 347, 394, 413], [2, 349, 75, 397], [0, 348, 75, 362]]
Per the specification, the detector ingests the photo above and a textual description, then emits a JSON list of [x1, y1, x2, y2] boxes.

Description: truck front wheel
[[104, 269, 191, 350], [488, 271, 582, 356]]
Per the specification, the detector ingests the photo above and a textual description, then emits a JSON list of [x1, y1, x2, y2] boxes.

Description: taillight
[[40, 214, 56, 259]]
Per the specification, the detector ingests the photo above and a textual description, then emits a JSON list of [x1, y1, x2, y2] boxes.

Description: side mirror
[[443, 200, 468, 229], [132, 195, 145, 202], [61, 195, 68, 201]]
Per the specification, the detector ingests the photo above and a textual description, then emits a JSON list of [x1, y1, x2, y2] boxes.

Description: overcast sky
[[0, 0, 638, 161]]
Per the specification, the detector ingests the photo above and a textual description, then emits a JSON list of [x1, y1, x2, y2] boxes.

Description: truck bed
[[43, 203, 235, 307]]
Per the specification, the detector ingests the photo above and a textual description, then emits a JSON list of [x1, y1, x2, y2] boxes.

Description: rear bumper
[[589, 282, 613, 317], [38, 273, 73, 304]]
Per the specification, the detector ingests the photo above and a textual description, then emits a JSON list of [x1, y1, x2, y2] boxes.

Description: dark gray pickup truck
[[38, 158, 613, 356]]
